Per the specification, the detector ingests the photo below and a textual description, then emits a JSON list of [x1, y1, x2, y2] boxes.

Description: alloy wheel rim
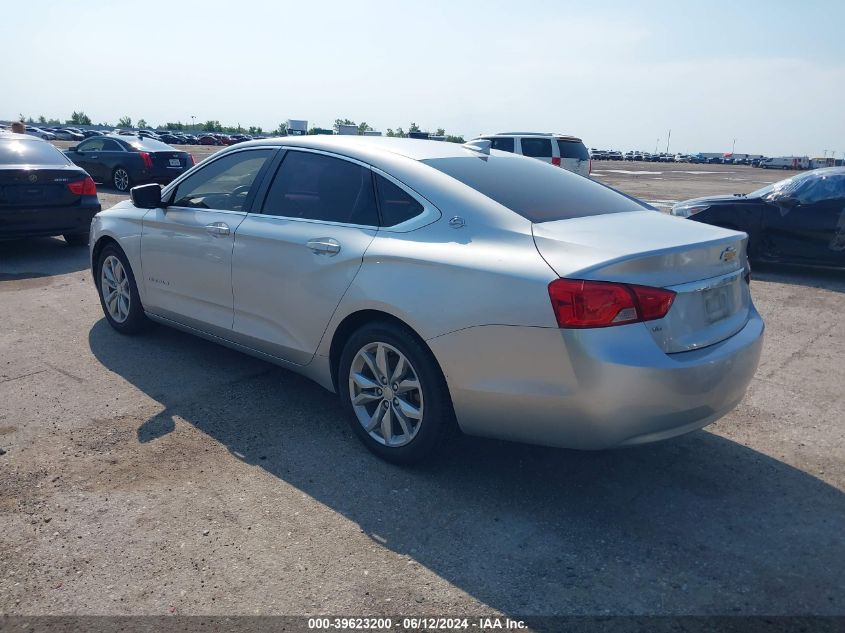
[[114, 169, 129, 191], [349, 342, 424, 447], [101, 255, 131, 323]]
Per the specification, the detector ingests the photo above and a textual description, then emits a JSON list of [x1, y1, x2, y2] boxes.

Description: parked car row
[[591, 150, 786, 166]]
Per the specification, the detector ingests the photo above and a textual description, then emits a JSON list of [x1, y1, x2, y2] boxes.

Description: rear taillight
[[67, 176, 97, 196], [188, 153, 195, 166], [139, 151, 153, 168], [548, 278, 676, 328], [551, 157, 561, 167]]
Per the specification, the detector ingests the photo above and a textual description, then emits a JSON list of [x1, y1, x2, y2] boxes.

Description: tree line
[[15, 111, 465, 142]]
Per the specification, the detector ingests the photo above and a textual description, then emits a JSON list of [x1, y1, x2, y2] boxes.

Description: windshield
[[0, 139, 70, 165], [423, 153, 648, 222]]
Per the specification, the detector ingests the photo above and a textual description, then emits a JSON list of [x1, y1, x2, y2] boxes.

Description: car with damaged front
[[672, 167, 845, 268]]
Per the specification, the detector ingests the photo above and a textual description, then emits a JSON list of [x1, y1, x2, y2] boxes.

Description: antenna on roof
[[462, 139, 491, 155]]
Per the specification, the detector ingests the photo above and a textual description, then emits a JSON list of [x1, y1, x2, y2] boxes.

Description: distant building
[[287, 119, 308, 136], [336, 124, 358, 136], [408, 131, 430, 139], [363, 130, 383, 136]]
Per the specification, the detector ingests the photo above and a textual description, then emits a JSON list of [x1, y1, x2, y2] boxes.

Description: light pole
[[666, 129, 671, 154], [732, 138, 736, 154], [191, 115, 196, 131], [655, 138, 659, 154]]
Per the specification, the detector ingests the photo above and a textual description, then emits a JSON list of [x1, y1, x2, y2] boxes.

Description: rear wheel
[[96, 244, 149, 334], [113, 167, 131, 192], [63, 232, 89, 246], [339, 322, 454, 465]]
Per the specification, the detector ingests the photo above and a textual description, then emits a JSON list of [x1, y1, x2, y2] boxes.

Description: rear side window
[[423, 154, 647, 223], [78, 139, 105, 152], [557, 139, 589, 160], [101, 139, 122, 151], [488, 137, 515, 153], [520, 138, 552, 158], [0, 139, 70, 165], [262, 151, 379, 226], [375, 174, 424, 226]]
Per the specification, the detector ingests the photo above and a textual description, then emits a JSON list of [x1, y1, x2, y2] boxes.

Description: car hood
[[677, 194, 761, 207]]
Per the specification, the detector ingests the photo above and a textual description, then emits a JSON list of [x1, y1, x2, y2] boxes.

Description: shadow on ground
[[88, 319, 845, 618], [751, 262, 845, 293], [0, 236, 89, 281]]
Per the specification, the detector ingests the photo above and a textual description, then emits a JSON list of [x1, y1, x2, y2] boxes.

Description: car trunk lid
[[150, 151, 190, 171], [533, 210, 751, 353], [0, 166, 88, 208]]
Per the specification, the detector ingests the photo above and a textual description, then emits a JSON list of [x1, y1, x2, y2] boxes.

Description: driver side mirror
[[130, 183, 163, 209]]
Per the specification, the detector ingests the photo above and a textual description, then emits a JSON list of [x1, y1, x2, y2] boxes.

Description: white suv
[[471, 133, 591, 177]]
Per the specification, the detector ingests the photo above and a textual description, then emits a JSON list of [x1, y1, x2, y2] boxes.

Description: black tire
[[112, 166, 131, 192], [95, 243, 149, 334], [338, 321, 455, 465], [63, 232, 89, 246]]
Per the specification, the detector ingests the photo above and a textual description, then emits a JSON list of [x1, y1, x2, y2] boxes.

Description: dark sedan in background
[[64, 135, 194, 191], [672, 167, 845, 268], [0, 132, 100, 245]]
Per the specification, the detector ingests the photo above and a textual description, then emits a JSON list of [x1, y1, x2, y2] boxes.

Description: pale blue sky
[[2, 0, 843, 156]]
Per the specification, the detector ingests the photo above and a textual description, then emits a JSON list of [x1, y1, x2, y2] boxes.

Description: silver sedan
[[90, 136, 764, 463]]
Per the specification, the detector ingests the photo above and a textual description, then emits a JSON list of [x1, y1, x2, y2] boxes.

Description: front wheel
[[113, 167, 131, 192], [338, 322, 454, 465], [96, 244, 149, 334]]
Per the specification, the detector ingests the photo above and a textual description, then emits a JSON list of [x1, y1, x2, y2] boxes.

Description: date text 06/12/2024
[[306, 617, 528, 630]]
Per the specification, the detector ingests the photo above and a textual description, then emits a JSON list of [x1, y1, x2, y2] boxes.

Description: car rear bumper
[[0, 201, 101, 239], [427, 307, 764, 450], [138, 166, 189, 185]]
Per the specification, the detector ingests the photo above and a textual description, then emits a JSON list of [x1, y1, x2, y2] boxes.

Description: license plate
[[169, 158, 181, 167], [703, 286, 730, 322]]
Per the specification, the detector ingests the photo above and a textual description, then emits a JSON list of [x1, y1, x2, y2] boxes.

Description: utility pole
[[191, 115, 196, 131], [732, 138, 736, 154], [655, 138, 659, 154], [666, 129, 671, 154]]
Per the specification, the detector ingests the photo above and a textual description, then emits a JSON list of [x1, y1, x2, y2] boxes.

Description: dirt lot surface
[[1, 159, 843, 619]]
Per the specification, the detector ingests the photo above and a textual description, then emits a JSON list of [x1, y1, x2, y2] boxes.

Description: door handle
[[306, 238, 341, 256], [205, 222, 230, 237]]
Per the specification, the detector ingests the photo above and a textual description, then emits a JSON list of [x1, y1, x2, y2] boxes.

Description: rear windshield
[[557, 139, 589, 160], [423, 154, 648, 222], [127, 137, 175, 151], [0, 139, 70, 165]]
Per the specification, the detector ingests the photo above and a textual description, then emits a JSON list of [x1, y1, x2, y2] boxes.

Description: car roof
[[480, 132, 584, 142], [233, 135, 483, 162], [0, 131, 45, 142]]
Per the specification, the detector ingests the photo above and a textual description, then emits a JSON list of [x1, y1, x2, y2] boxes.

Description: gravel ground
[[0, 160, 843, 619]]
